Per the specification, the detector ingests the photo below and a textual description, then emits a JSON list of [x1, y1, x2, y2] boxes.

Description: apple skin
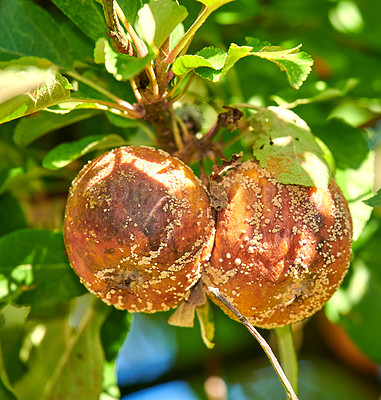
[[64, 146, 215, 313], [203, 160, 353, 328]]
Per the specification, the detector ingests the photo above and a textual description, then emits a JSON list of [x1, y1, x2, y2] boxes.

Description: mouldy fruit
[[63, 146, 215, 313], [203, 159, 352, 328]]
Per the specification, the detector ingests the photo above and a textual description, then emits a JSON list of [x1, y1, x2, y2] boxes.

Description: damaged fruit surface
[[63, 146, 215, 313], [203, 159, 353, 328]]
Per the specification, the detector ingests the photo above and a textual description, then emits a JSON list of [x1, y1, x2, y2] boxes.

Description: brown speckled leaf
[[251, 106, 331, 188]]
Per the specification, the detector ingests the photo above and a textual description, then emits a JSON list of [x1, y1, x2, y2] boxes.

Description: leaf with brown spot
[[251, 106, 331, 188]]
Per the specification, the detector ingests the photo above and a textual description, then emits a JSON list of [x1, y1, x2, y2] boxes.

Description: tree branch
[[100, 0, 133, 55]]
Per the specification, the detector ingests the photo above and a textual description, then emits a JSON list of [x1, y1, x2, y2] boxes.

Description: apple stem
[[207, 287, 300, 400]]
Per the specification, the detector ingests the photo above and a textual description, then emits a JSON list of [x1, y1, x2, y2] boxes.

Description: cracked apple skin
[[63, 146, 215, 313], [203, 160, 353, 328]]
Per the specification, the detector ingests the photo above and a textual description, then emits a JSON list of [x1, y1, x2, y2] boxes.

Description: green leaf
[[196, 43, 252, 82], [335, 152, 374, 241], [0, 168, 24, 194], [137, 0, 188, 49], [0, 229, 85, 306], [172, 46, 227, 76], [0, 60, 52, 105], [106, 112, 139, 128], [251, 106, 331, 188], [42, 134, 127, 170], [0, 163, 62, 195], [118, 0, 141, 25], [14, 110, 99, 148], [94, 38, 153, 81], [244, 37, 271, 52], [47, 299, 107, 400], [0, 374, 17, 400], [0, 0, 73, 68], [328, 253, 381, 364], [14, 298, 107, 400], [363, 188, 381, 207], [0, 64, 71, 125], [52, 0, 107, 42], [0, 193, 27, 237], [170, 23, 185, 51], [314, 119, 369, 170], [102, 360, 120, 400], [246, 37, 314, 89], [0, 342, 18, 400], [173, 44, 251, 82], [101, 308, 131, 362], [173, 38, 312, 87]]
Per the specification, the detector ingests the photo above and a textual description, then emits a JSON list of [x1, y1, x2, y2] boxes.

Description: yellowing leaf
[[252, 107, 331, 188]]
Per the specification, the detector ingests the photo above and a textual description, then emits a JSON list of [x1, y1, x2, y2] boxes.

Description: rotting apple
[[203, 159, 353, 328], [63, 146, 215, 313]]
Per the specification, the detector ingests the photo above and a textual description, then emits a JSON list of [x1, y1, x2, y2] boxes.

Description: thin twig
[[171, 109, 184, 151], [67, 70, 136, 112], [130, 79, 143, 103], [208, 287, 300, 400], [114, 1, 148, 58], [113, 1, 160, 99], [100, 0, 133, 55], [167, 75, 195, 104], [55, 98, 140, 119], [147, 62, 160, 99], [166, 5, 210, 63]]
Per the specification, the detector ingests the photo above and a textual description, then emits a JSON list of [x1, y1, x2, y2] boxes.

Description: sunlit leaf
[[0, 65, 71, 125], [43, 134, 126, 170], [196, 43, 252, 82], [137, 0, 188, 49], [174, 38, 312, 87], [172, 46, 227, 76], [251, 106, 331, 188], [246, 37, 314, 89], [94, 38, 153, 81], [0, 67, 50, 105], [0, 229, 85, 305]]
